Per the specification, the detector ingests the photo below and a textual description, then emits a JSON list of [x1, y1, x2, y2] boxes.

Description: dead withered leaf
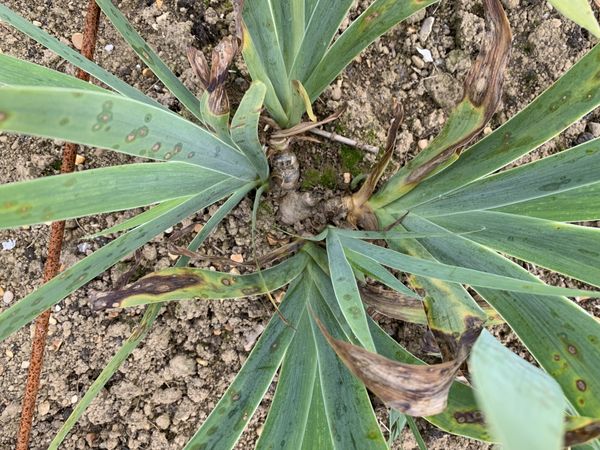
[[360, 284, 426, 325], [186, 47, 210, 91], [187, 35, 239, 115], [312, 313, 482, 416]]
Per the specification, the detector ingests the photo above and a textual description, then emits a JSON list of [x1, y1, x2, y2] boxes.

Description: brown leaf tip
[[92, 274, 200, 310]]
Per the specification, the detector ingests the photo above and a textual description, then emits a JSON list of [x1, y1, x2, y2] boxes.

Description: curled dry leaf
[[361, 284, 504, 327], [360, 284, 427, 325], [186, 47, 210, 91], [313, 314, 482, 416], [187, 35, 239, 115]]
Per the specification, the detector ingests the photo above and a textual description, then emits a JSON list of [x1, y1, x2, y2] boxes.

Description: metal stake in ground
[[16, 2, 101, 449]]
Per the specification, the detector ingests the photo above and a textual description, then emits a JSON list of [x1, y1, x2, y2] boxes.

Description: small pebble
[[142, 67, 153, 78], [21, 361, 30, 369], [6, 349, 14, 358], [70, 395, 78, 404], [483, 126, 493, 135], [77, 242, 91, 253], [575, 132, 595, 145], [49, 316, 57, 325], [588, 122, 600, 138], [156, 414, 170, 430], [71, 32, 83, 50], [38, 401, 51, 416], [416, 47, 434, 63], [75, 154, 85, 165], [419, 17, 435, 42], [418, 139, 429, 150], [230, 253, 244, 263], [32, 20, 42, 27], [3, 290, 14, 305], [411, 55, 425, 69], [104, 44, 114, 53], [343, 172, 351, 184], [2, 239, 16, 250], [331, 84, 342, 101]]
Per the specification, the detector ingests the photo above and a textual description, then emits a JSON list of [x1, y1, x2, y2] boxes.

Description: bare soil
[[1, 0, 599, 449]]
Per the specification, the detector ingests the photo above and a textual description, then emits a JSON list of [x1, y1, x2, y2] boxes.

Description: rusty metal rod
[[16, 2, 101, 448]]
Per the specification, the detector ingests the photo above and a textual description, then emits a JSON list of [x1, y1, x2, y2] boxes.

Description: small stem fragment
[[308, 128, 379, 154]]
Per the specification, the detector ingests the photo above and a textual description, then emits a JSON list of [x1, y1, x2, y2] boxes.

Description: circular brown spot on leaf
[[576, 379, 587, 391]]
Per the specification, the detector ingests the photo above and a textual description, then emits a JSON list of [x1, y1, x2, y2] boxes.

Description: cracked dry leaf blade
[[312, 315, 466, 416]]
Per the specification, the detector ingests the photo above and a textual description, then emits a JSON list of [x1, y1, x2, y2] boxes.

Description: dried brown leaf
[[208, 36, 238, 93], [360, 284, 426, 324], [186, 46, 210, 91], [313, 314, 481, 416]]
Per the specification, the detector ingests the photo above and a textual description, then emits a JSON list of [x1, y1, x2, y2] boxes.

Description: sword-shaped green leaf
[[412, 137, 600, 217], [95, 0, 204, 121], [300, 375, 335, 450], [0, 162, 223, 229], [289, 0, 354, 86], [271, 0, 305, 71], [470, 330, 566, 450], [432, 211, 600, 287], [0, 3, 160, 107], [0, 86, 256, 180], [241, 25, 289, 126], [231, 81, 269, 180], [242, 0, 293, 122], [497, 181, 600, 222], [0, 53, 106, 91], [183, 274, 309, 450], [327, 230, 376, 351], [341, 236, 600, 298], [308, 279, 388, 450], [256, 310, 317, 450], [0, 180, 241, 343]]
